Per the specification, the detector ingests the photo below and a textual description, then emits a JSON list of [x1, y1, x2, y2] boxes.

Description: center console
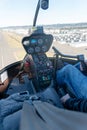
[[32, 53, 54, 91], [22, 31, 54, 92]]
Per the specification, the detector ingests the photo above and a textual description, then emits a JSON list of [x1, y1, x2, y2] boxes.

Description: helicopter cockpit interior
[[1, 1, 87, 130], [0, 0, 86, 99]]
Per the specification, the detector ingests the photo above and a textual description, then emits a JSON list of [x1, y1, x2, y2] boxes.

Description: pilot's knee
[[56, 64, 74, 79], [63, 64, 74, 73]]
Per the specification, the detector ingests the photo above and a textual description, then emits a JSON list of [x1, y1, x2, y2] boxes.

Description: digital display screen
[[31, 39, 37, 45]]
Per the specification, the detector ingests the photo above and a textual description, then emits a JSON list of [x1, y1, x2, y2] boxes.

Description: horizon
[[1, 22, 87, 29]]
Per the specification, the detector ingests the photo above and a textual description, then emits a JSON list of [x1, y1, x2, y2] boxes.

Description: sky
[[0, 0, 87, 27]]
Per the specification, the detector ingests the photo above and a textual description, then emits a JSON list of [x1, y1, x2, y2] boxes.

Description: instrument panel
[[22, 33, 54, 92], [22, 33, 53, 54]]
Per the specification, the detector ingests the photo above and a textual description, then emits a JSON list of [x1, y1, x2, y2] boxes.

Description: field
[[2, 31, 26, 60], [53, 41, 87, 59], [2, 30, 87, 60]]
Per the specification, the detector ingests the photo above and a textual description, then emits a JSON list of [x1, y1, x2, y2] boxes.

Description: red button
[[24, 62, 30, 67]]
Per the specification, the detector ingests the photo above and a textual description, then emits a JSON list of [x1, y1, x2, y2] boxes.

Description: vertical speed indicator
[[38, 38, 43, 46]]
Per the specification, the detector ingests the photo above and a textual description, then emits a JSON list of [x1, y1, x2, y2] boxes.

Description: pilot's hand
[[60, 94, 70, 104]]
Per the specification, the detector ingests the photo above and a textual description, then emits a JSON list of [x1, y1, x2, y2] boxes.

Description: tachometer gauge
[[38, 38, 43, 46], [42, 45, 47, 52], [28, 47, 34, 54], [35, 46, 41, 53]]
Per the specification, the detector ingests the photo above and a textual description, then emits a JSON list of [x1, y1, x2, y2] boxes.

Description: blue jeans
[[0, 91, 29, 130], [56, 64, 87, 99]]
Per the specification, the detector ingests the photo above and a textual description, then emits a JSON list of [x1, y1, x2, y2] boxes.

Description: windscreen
[[0, 0, 87, 70]]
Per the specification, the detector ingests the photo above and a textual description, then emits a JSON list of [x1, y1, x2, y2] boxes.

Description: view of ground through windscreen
[[0, 25, 87, 70]]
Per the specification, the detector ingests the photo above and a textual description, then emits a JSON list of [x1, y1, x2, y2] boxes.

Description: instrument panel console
[[22, 33, 53, 54], [22, 33, 54, 92]]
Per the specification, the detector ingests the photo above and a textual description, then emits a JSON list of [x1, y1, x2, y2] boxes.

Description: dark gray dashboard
[[22, 33, 53, 54]]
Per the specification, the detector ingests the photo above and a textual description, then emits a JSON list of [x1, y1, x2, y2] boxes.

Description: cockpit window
[[0, 0, 87, 70]]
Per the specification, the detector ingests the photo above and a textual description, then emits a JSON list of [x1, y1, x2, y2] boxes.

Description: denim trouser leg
[[0, 91, 29, 130], [3, 110, 21, 130], [56, 64, 87, 99]]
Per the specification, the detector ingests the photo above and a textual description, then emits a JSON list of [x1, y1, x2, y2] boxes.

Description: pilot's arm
[[61, 94, 87, 113], [0, 79, 9, 93]]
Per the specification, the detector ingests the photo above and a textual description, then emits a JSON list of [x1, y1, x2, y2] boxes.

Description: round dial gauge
[[42, 45, 47, 52], [38, 38, 43, 46], [28, 47, 34, 54], [35, 46, 41, 53]]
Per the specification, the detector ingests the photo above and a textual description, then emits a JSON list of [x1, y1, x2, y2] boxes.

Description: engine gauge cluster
[[22, 33, 53, 54], [28, 47, 34, 54]]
